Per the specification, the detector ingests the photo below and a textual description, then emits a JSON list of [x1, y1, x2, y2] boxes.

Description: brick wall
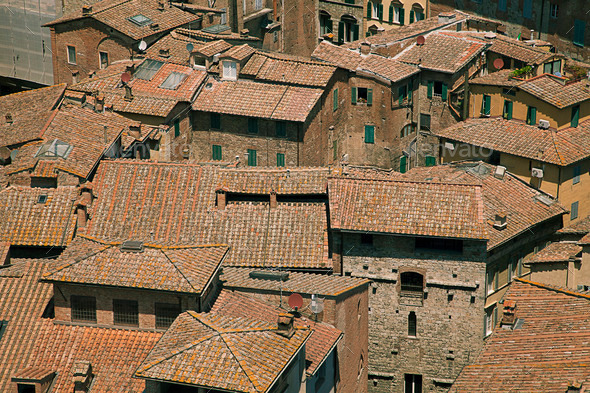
[[281, 0, 320, 57], [339, 232, 487, 393]]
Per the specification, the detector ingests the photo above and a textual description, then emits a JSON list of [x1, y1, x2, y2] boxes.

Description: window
[[364, 124, 375, 144], [517, 257, 523, 276], [485, 306, 495, 336], [36, 139, 73, 159], [135, 59, 164, 80], [248, 118, 258, 134], [571, 105, 580, 127], [211, 113, 221, 129], [415, 237, 463, 253], [160, 72, 188, 90], [220, 8, 227, 24], [400, 272, 424, 293], [408, 311, 417, 337], [277, 153, 285, 167], [526, 106, 537, 125], [113, 299, 138, 326], [361, 233, 373, 245], [573, 165, 581, 184], [338, 16, 359, 43], [67, 45, 76, 64], [486, 269, 496, 295], [99, 51, 109, 69], [414, 10, 424, 21], [0, 320, 8, 341], [425, 155, 436, 167], [481, 95, 491, 116], [352, 87, 372, 105], [212, 144, 222, 161], [276, 121, 286, 137], [155, 303, 181, 329], [174, 119, 180, 138], [498, 0, 506, 11], [247, 149, 257, 166], [320, 12, 333, 36], [549, 3, 558, 18], [71, 295, 96, 323], [400, 155, 407, 173], [401, 123, 415, 137], [428, 81, 447, 101], [37, 194, 48, 204], [128, 14, 152, 26], [420, 114, 431, 131], [543, 59, 561, 74], [333, 88, 338, 111], [255, 0, 262, 10], [574, 19, 585, 47], [409, 9, 414, 23], [523, 0, 532, 18], [368, 1, 379, 19], [503, 100, 513, 120], [390, 5, 401, 23], [571, 201, 579, 220], [222, 61, 237, 80], [404, 374, 422, 393], [17, 384, 36, 393], [398, 84, 408, 105]]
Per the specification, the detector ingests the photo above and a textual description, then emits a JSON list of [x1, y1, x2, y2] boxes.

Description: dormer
[[11, 368, 56, 393], [218, 45, 256, 80]]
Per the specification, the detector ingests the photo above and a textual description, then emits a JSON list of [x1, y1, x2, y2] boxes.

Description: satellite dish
[[554, 71, 562, 77], [416, 35, 425, 45], [493, 58, 504, 70], [288, 293, 303, 310], [309, 294, 324, 314], [138, 40, 147, 51], [121, 72, 131, 83], [186, 43, 194, 52]]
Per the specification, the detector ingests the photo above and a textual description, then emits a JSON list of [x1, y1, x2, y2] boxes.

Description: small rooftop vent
[[120, 240, 144, 252], [494, 165, 506, 180], [493, 212, 507, 230], [249, 270, 289, 281]]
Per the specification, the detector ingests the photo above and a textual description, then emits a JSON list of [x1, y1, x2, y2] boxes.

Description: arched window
[[408, 311, 417, 337], [319, 11, 333, 36], [401, 271, 424, 293], [339, 15, 359, 43], [400, 123, 416, 138]]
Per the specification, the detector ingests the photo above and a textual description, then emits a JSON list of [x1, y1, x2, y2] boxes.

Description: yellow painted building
[[364, 0, 428, 36]]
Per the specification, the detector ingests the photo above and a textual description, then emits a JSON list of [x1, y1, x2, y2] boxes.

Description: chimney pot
[[500, 300, 517, 327], [216, 189, 227, 210], [80, 182, 94, 205], [72, 360, 93, 393], [76, 200, 88, 228], [360, 42, 371, 55], [277, 312, 295, 338], [124, 84, 133, 101], [158, 0, 165, 10], [270, 190, 277, 208], [95, 94, 104, 112], [129, 124, 142, 139]]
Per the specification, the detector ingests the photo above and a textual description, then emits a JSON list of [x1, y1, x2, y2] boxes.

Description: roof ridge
[[43, 243, 114, 279], [160, 249, 200, 293], [329, 175, 482, 188], [514, 278, 590, 299], [218, 331, 265, 392]]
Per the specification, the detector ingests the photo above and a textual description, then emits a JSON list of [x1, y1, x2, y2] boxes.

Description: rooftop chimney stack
[[216, 189, 227, 210], [500, 300, 516, 327], [80, 183, 94, 205], [276, 313, 295, 338], [158, 0, 165, 10], [129, 124, 142, 139], [82, 5, 92, 15], [124, 84, 133, 101], [493, 212, 507, 230], [72, 360, 93, 393], [360, 42, 371, 55], [76, 200, 88, 228], [95, 94, 104, 112], [270, 190, 277, 208], [72, 71, 79, 85]]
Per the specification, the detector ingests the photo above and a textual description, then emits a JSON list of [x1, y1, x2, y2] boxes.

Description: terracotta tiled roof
[[450, 278, 590, 392], [195, 39, 233, 57], [398, 162, 567, 250], [328, 176, 487, 240], [241, 51, 336, 87], [175, 27, 261, 42], [193, 79, 323, 122], [221, 267, 370, 297], [86, 160, 330, 269], [0, 260, 162, 392], [135, 310, 311, 392], [578, 232, 590, 245], [43, 235, 228, 293], [45, 0, 201, 40], [211, 290, 342, 376], [436, 117, 590, 166], [0, 242, 9, 265], [517, 74, 590, 108], [221, 44, 256, 61], [144, 30, 204, 63], [312, 41, 363, 71], [395, 31, 488, 73], [0, 186, 78, 247], [216, 166, 329, 194], [0, 84, 66, 148], [558, 215, 590, 234], [464, 32, 556, 64], [526, 241, 581, 263], [469, 69, 520, 87]]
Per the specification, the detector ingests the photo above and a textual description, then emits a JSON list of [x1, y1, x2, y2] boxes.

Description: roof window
[[134, 59, 164, 80], [127, 14, 152, 26], [159, 72, 188, 90], [35, 139, 73, 159], [120, 240, 144, 252], [37, 194, 48, 204]]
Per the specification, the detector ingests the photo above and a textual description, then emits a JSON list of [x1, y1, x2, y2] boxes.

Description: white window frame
[[485, 306, 494, 336], [371, 2, 378, 19], [222, 60, 237, 80], [394, 6, 401, 23], [67, 45, 76, 65], [99, 51, 109, 69], [255, 0, 262, 11]]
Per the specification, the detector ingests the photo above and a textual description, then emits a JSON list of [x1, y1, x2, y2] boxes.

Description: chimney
[[240, 28, 250, 37], [150, 22, 160, 30], [82, 5, 92, 15], [159, 48, 170, 58], [95, 95, 104, 112], [5, 113, 13, 124], [128, 124, 142, 139], [72, 360, 93, 393], [124, 84, 133, 101], [80, 182, 93, 205], [360, 42, 371, 55], [276, 313, 295, 338], [72, 71, 79, 84], [566, 380, 585, 393], [493, 212, 507, 230], [103, 125, 108, 144], [158, 0, 165, 10], [76, 200, 88, 228], [87, 71, 95, 79], [270, 190, 277, 208], [216, 188, 227, 210], [125, 64, 135, 74], [500, 300, 516, 327]]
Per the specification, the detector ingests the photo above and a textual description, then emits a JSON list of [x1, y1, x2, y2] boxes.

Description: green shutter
[[527, 106, 536, 125], [378, 3, 383, 20], [503, 100, 513, 120], [400, 155, 407, 173], [482, 95, 491, 115], [333, 88, 338, 111], [367, 88, 373, 105], [365, 125, 375, 143], [367, 2, 372, 18], [441, 82, 447, 102], [408, 80, 413, 101], [277, 153, 285, 167], [572, 105, 580, 127], [351, 87, 357, 104], [425, 155, 436, 167], [574, 20, 585, 47], [352, 23, 359, 41], [543, 62, 552, 74], [389, 5, 394, 22], [427, 80, 433, 98], [212, 145, 222, 160], [174, 119, 180, 137], [399, 8, 404, 25], [409, 10, 414, 23], [338, 21, 344, 43], [247, 149, 257, 166], [326, 19, 333, 34], [398, 85, 405, 105]]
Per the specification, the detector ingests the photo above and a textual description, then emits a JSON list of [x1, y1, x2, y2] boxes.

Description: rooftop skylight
[[127, 14, 152, 27], [159, 72, 188, 90], [134, 59, 164, 80], [35, 139, 73, 159]]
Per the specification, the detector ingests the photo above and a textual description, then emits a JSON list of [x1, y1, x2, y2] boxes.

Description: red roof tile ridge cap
[[160, 246, 201, 293], [37, 87, 67, 139], [328, 175, 479, 188], [255, 49, 337, 67], [514, 277, 590, 299], [102, 158, 204, 167]]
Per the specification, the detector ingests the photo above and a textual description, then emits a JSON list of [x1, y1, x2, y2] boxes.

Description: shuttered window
[[571, 105, 580, 127], [425, 155, 436, 167], [427, 80, 433, 98], [212, 145, 222, 161], [503, 100, 513, 120], [400, 155, 407, 173], [481, 95, 491, 116], [574, 20, 585, 47], [364, 125, 375, 144], [526, 106, 536, 125], [277, 153, 285, 167], [247, 149, 257, 166]]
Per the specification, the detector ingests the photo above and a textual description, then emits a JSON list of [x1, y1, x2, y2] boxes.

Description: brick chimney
[[158, 0, 165, 10], [72, 361, 93, 393], [216, 188, 227, 210], [493, 212, 507, 230], [360, 42, 371, 55], [95, 95, 104, 112], [276, 313, 295, 338], [79, 182, 93, 205], [82, 5, 92, 15], [566, 380, 585, 393], [270, 190, 277, 208], [76, 200, 88, 228], [128, 124, 142, 139], [72, 71, 79, 84], [500, 300, 516, 327], [124, 83, 133, 101]]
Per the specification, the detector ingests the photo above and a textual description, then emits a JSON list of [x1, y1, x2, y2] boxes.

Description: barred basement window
[[400, 272, 423, 294], [155, 302, 181, 329], [113, 299, 138, 326], [71, 295, 96, 323]]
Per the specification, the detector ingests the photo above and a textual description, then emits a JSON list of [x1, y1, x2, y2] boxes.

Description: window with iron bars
[[113, 299, 139, 326], [71, 295, 96, 323], [155, 302, 181, 329]]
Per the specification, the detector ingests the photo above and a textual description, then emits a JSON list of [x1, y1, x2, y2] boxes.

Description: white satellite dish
[[310, 294, 324, 314], [138, 40, 147, 51]]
